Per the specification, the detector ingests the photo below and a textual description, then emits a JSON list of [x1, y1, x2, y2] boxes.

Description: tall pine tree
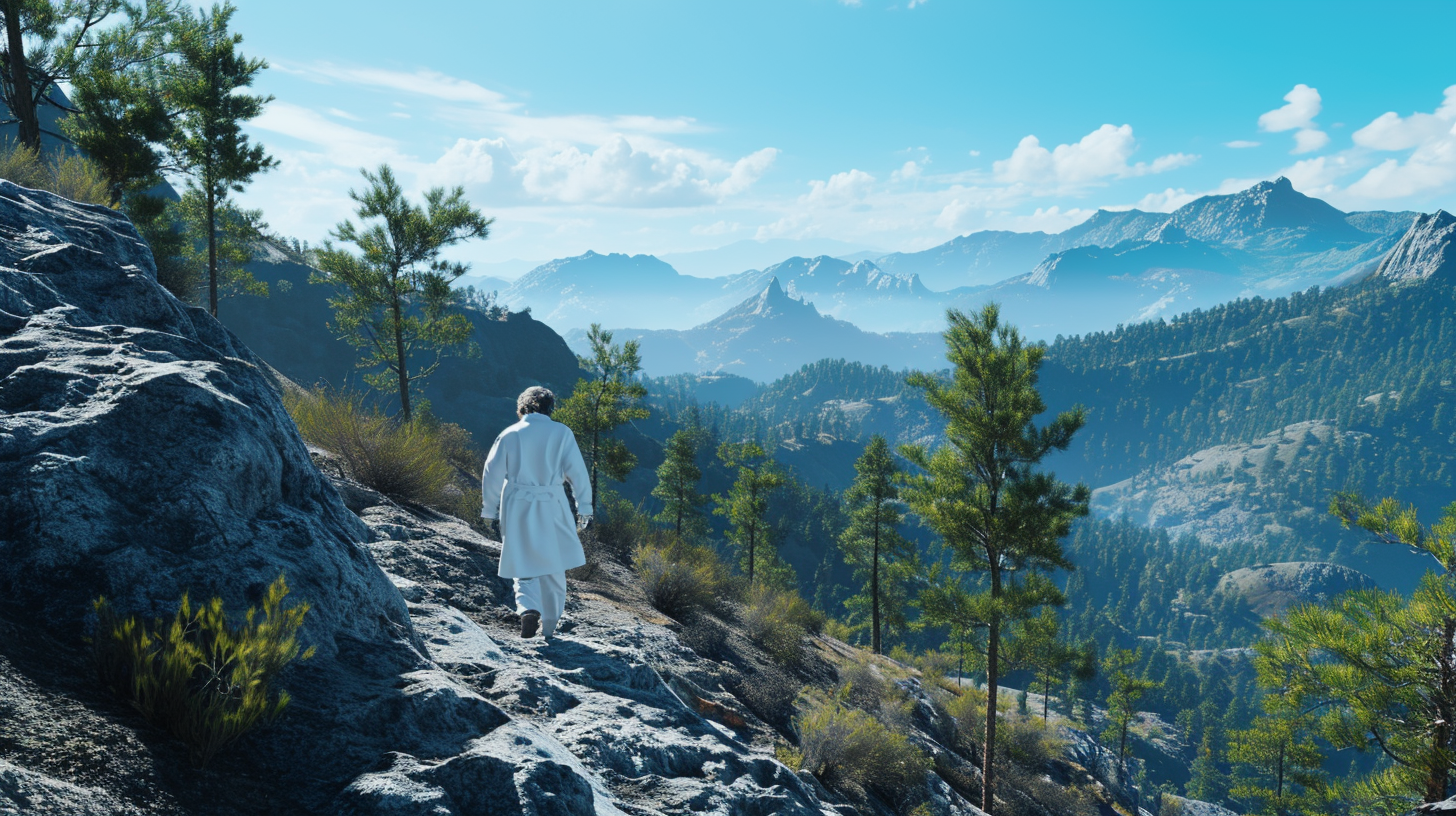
[[168, 2, 275, 317], [900, 304, 1090, 815], [840, 435, 915, 654], [313, 164, 490, 423], [555, 324, 650, 515], [652, 416, 707, 541], [713, 441, 786, 585]]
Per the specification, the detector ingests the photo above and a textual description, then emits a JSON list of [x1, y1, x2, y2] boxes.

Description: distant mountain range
[[499, 179, 1420, 352], [564, 277, 944, 382]]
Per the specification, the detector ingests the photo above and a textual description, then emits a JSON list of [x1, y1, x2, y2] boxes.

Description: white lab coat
[[481, 412, 592, 579]]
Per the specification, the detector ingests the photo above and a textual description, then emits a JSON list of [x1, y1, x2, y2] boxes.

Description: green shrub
[[93, 574, 313, 767], [283, 387, 453, 505], [0, 141, 112, 206], [744, 584, 817, 667], [634, 536, 730, 620], [795, 695, 930, 802]]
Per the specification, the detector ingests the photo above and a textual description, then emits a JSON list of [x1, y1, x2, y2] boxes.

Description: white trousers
[[514, 571, 567, 636]]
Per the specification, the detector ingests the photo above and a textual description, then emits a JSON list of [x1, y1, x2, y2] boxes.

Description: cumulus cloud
[[1258, 85, 1329, 155], [1339, 85, 1456, 200], [510, 138, 778, 207], [1224, 140, 1260, 149], [891, 160, 923, 182], [802, 169, 876, 207], [992, 124, 1195, 187]]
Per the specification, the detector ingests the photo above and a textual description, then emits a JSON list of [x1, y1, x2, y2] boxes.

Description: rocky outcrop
[[0, 181, 847, 815], [1376, 210, 1456, 284], [1216, 561, 1375, 617]]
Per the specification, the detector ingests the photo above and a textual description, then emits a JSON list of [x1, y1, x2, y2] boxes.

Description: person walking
[[481, 386, 593, 639]]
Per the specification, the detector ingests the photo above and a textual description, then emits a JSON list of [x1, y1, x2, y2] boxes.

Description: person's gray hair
[[517, 386, 555, 416]]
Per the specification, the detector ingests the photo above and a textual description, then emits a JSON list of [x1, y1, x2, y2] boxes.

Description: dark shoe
[[520, 610, 541, 639]]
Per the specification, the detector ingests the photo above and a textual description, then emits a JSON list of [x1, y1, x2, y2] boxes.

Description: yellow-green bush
[[744, 584, 821, 667], [283, 387, 454, 506], [795, 695, 930, 802], [634, 535, 730, 620], [93, 574, 313, 767], [0, 141, 112, 206]]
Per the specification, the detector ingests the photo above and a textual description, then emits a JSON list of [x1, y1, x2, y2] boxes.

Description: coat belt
[[508, 484, 562, 503]]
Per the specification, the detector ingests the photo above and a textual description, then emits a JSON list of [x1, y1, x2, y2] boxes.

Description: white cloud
[[839, 0, 862, 5], [1133, 187, 1199, 212], [992, 124, 1196, 187], [1259, 85, 1329, 155], [1292, 128, 1329, 154], [802, 169, 876, 207], [892, 160, 923, 182], [1352, 86, 1456, 150], [1259, 84, 1323, 132], [908, 0, 930, 7], [1341, 85, 1456, 200], [250, 102, 404, 169], [968, 149, 981, 156], [288, 62, 518, 111], [513, 137, 778, 207], [326, 107, 361, 121], [1224, 140, 1260, 149]]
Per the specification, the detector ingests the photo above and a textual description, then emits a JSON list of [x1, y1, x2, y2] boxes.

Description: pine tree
[[900, 304, 1090, 815], [712, 441, 786, 585], [1001, 607, 1084, 723], [1228, 696, 1326, 816], [1103, 647, 1160, 785], [839, 435, 915, 654], [1, 0, 177, 153], [312, 164, 490, 423], [167, 2, 276, 317], [555, 325, 650, 515], [1249, 492, 1456, 811], [652, 416, 707, 541]]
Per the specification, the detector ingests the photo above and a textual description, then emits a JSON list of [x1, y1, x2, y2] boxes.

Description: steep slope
[[1167, 177, 1368, 252], [222, 251, 581, 445], [766, 255, 945, 331], [574, 279, 944, 381], [0, 181, 858, 816], [972, 226, 1248, 333], [1376, 210, 1456, 283]]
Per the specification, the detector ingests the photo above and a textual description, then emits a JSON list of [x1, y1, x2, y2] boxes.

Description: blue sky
[[230, 0, 1456, 271]]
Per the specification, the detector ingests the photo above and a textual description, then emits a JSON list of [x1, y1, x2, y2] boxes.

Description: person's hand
[[576, 515, 594, 533], [481, 518, 500, 540]]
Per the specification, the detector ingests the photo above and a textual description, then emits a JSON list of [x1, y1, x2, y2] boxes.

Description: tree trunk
[[2, 3, 39, 151], [1042, 671, 1051, 724], [207, 186, 217, 316], [1429, 615, 1456, 802], [1275, 743, 1285, 816], [871, 505, 881, 654], [589, 427, 599, 515], [984, 615, 1000, 815], [392, 288, 410, 423]]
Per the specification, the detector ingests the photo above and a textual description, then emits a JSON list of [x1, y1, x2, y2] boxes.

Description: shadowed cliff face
[[220, 250, 584, 446]]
